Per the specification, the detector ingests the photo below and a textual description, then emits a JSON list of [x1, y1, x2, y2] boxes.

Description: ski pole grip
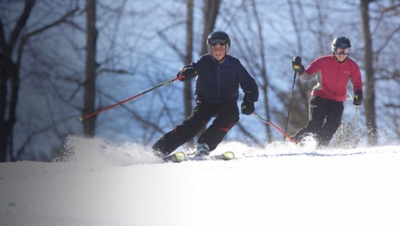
[[293, 56, 302, 64], [292, 56, 304, 74]]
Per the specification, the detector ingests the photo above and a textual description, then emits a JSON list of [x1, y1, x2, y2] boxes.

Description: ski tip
[[174, 151, 187, 162], [163, 151, 186, 163], [223, 151, 235, 160]]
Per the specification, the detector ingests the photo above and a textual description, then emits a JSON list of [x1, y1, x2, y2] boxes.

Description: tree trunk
[[0, 54, 8, 162], [201, 0, 222, 55], [83, 0, 98, 137], [360, 0, 378, 145], [0, 55, 19, 162], [182, 0, 194, 145], [0, 0, 36, 162], [184, 0, 194, 118]]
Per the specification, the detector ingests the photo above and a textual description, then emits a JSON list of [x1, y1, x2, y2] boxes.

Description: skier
[[291, 36, 363, 148], [152, 31, 259, 157]]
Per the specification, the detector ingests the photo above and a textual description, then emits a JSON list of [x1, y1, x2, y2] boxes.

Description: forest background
[[1, 0, 399, 161]]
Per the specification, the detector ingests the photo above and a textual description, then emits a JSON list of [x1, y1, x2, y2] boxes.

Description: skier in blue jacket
[[153, 31, 259, 157]]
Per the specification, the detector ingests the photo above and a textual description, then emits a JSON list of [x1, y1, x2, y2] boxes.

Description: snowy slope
[[1, 136, 400, 226]]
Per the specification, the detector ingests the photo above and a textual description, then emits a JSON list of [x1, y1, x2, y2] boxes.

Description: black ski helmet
[[207, 31, 231, 54], [331, 36, 351, 54]]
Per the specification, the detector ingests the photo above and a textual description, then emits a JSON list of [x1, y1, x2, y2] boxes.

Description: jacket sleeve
[[300, 57, 322, 81], [185, 55, 207, 77], [351, 62, 363, 93], [236, 60, 259, 102]]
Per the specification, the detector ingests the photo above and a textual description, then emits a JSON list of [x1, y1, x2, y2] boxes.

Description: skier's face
[[211, 44, 226, 61], [334, 48, 350, 62]]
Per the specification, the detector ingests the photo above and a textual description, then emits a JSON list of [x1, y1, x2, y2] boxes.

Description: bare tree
[[201, 0, 222, 55], [184, 0, 194, 119], [0, 0, 37, 162], [0, 0, 78, 161], [82, 0, 98, 137], [360, 0, 378, 146]]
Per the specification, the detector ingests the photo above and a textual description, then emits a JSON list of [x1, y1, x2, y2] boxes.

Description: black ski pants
[[152, 101, 239, 155], [293, 96, 344, 147]]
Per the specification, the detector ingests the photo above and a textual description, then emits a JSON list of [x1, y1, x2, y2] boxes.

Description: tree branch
[[17, 7, 79, 65], [6, 0, 36, 56]]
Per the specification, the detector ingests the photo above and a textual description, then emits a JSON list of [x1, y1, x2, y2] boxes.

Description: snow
[[1, 136, 400, 226]]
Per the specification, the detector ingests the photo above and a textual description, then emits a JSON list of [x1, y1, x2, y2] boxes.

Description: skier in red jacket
[[291, 36, 363, 148]]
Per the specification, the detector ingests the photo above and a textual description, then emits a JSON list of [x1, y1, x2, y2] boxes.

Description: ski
[[163, 151, 235, 163], [163, 151, 187, 163]]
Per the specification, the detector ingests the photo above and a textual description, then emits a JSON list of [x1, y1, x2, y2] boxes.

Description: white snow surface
[[1, 135, 400, 226]]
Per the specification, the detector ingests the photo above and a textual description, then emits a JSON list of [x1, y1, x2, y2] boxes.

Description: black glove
[[177, 67, 197, 81], [292, 56, 305, 74], [241, 92, 255, 115], [353, 90, 363, 106]]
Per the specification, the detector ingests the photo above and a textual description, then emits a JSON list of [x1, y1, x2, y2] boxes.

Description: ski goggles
[[334, 48, 351, 56], [208, 39, 228, 46]]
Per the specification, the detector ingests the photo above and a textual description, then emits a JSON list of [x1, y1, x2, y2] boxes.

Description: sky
[[1, 136, 400, 226]]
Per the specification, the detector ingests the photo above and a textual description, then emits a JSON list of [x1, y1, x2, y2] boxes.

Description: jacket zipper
[[217, 65, 221, 103]]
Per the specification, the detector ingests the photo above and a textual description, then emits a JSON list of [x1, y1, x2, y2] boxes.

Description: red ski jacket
[[300, 54, 363, 102]]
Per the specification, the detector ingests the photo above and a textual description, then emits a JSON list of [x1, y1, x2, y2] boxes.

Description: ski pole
[[78, 76, 184, 121], [284, 56, 301, 138], [354, 106, 358, 127], [253, 112, 299, 145], [284, 71, 297, 138]]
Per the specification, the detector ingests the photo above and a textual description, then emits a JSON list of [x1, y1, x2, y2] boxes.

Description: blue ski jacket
[[184, 54, 259, 104]]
